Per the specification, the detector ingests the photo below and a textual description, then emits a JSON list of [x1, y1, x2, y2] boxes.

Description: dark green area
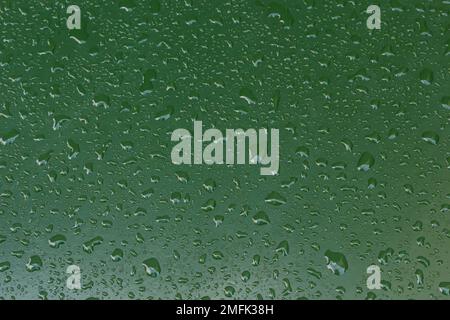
[[0, 0, 449, 299]]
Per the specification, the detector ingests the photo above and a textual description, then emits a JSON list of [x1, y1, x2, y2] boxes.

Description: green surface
[[0, 0, 449, 299]]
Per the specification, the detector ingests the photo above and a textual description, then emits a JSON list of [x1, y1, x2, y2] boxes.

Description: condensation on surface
[[0, 0, 449, 300]]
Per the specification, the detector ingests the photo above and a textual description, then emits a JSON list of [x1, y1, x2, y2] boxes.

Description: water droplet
[[26, 256, 43, 272], [265, 191, 287, 206], [325, 250, 348, 275], [252, 211, 270, 225], [421, 131, 439, 145], [143, 258, 161, 277], [357, 152, 375, 172]]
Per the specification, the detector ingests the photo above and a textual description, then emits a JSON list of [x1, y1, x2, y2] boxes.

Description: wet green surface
[[0, 0, 449, 299]]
